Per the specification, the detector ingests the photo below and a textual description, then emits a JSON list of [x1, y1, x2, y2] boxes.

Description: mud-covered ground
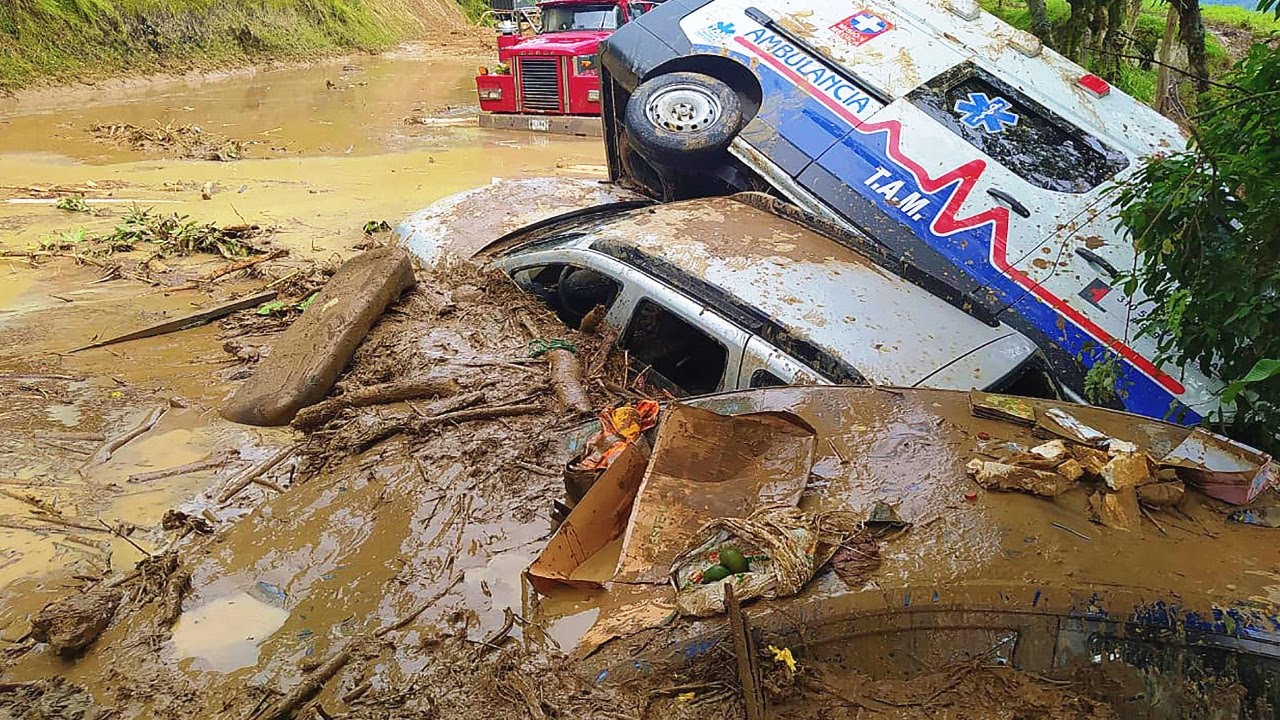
[[1, 38, 1272, 720]]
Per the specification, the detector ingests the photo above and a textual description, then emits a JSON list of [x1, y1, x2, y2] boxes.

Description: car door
[[737, 336, 827, 389], [613, 278, 750, 398]]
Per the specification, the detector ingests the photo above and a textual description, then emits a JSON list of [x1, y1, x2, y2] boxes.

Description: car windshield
[[540, 4, 621, 32], [909, 66, 1129, 194]]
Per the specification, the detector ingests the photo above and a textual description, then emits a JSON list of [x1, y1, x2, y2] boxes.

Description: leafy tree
[[1113, 1, 1280, 450]]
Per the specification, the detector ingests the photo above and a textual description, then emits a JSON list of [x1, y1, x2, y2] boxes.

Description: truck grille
[[519, 57, 562, 112]]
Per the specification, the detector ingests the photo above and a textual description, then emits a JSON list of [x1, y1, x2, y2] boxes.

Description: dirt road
[[0, 47, 604, 622]]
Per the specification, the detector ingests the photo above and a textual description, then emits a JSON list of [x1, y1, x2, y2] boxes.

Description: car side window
[[750, 369, 788, 388], [623, 299, 727, 397], [510, 263, 620, 329]]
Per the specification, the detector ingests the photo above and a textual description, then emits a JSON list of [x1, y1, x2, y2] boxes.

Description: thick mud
[[0, 51, 603, 625], [3, 43, 1277, 720]]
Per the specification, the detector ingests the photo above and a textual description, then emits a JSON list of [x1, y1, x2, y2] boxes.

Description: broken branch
[[81, 406, 167, 474], [292, 374, 463, 431], [127, 450, 237, 484], [254, 640, 353, 720], [217, 444, 297, 504], [201, 249, 287, 282], [70, 290, 277, 353]]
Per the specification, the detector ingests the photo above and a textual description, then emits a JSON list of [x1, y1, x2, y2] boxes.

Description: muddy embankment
[[0, 0, 484, 92]]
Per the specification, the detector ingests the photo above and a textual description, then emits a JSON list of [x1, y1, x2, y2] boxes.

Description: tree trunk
[[1154, 3, 1180, 115], [1027, 0, 1052, 39], [1171, 0, 1210, 93]]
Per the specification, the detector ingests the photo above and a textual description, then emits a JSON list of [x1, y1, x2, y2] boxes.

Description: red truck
[[476, 0, 662, 136]]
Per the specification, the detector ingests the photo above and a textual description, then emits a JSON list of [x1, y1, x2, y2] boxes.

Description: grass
[[0, 0, 434, 90], [979, 0, 1275, 105], [1201, 3, 1280, 34]]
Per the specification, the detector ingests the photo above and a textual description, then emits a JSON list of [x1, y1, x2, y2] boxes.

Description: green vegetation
[[1115, 33, 1280, 451], [30, 204, 264, 257], [455, 0, 490, 24], [979, 0, 1277, 104], [0, 0, 430, 90]]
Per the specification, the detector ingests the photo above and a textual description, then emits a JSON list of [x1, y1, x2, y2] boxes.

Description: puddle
[[171, 591, 291, 673], [0, 55, 487, 164]]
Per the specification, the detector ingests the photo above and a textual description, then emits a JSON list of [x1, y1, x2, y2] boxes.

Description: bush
[[1113, 38, 1280, 451]]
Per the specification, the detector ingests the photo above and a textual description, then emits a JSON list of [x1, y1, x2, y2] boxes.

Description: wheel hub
[[645, 85, 723, 133]]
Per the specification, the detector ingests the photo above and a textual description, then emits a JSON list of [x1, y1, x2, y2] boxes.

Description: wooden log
[[546, 349, 592, 414], [292, 374, 462, 431], [69, 291, 276, 353], [220, 247, 415, 426]]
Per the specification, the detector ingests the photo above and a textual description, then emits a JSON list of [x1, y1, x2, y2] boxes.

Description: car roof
[[512, 196, 1025, 385]]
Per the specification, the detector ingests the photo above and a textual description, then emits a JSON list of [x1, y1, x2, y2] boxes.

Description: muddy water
[[0, 49, 605, 625]]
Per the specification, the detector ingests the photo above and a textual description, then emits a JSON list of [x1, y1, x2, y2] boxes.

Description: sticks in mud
[[332, 392, 543, 454], [726, 584, 766, 720], [250, 575, 465, 720], [291, 374, 462, 431], [252, 640, 353, 720], [80, 406, 167, 475], [217, 444, 297, 504], [127, 449, 238, 484], [200, 249, 287, 283]]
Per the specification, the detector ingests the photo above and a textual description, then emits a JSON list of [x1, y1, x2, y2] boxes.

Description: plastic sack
[[670, 506, 857, 618]]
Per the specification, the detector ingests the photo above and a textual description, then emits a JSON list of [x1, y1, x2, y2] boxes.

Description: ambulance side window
[[908, 66, 1128, 194]]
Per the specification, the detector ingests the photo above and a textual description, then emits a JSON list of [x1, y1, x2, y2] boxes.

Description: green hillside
[[0, 0, 466, 90]]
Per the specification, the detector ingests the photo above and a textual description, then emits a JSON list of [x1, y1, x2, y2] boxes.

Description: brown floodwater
[[0, 48, 605, 619]]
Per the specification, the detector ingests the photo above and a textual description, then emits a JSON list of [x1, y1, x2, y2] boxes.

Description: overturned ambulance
[[592, 0, 1216, 424]]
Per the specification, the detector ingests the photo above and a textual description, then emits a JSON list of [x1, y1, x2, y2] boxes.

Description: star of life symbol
[[831, 9, 893, 47], [954, 92, 1020, 133], [696, 21, 737, 44], [851, 12, 887, 33]]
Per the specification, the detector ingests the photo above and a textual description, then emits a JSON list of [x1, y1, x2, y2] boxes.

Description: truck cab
[[476, 0, 663, 125], [593, 0, 1223, 426]]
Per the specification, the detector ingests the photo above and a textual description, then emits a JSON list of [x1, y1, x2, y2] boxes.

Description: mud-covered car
[[594, 0, 1219, 423], [399, 189, 1061, 398]]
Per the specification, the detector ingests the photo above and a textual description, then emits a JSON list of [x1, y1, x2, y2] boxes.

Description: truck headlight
[[479, 88, 503, 101], [587, 89, 600, 103], [575, 54, 598, 75]]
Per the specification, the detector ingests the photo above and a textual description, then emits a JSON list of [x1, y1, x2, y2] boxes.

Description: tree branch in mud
[[217, 443, 298, 504], [70, 291, 278, 353], [80, 405, 167, 475], [291, 374, 463, 431], [199, 248, 288, 283], [253, 641, 354, 720], [127, 449, 238, 484]]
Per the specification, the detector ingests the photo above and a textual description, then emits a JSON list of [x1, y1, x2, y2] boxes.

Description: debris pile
[[965, 393, 1276, 533], [89, 122, 248, 161]]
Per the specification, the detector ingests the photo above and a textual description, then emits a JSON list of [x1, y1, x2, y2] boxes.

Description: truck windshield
[[908, 65, 1128, 194], [540, 4, 621, 32]]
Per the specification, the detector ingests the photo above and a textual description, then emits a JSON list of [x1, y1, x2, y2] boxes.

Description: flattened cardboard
[[526, 442, 650, 595], [613, 405, 816, 584]]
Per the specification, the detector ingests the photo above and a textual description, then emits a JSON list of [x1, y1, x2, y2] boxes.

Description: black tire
[[623, 72, 744, 167]]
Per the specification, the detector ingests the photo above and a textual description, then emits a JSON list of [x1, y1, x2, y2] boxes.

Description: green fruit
[[701, 564, 732, 584], [720, 548, 749, 574]]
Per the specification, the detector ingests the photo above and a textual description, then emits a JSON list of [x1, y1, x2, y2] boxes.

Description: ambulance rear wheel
[[624, 72, 743, 166]]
